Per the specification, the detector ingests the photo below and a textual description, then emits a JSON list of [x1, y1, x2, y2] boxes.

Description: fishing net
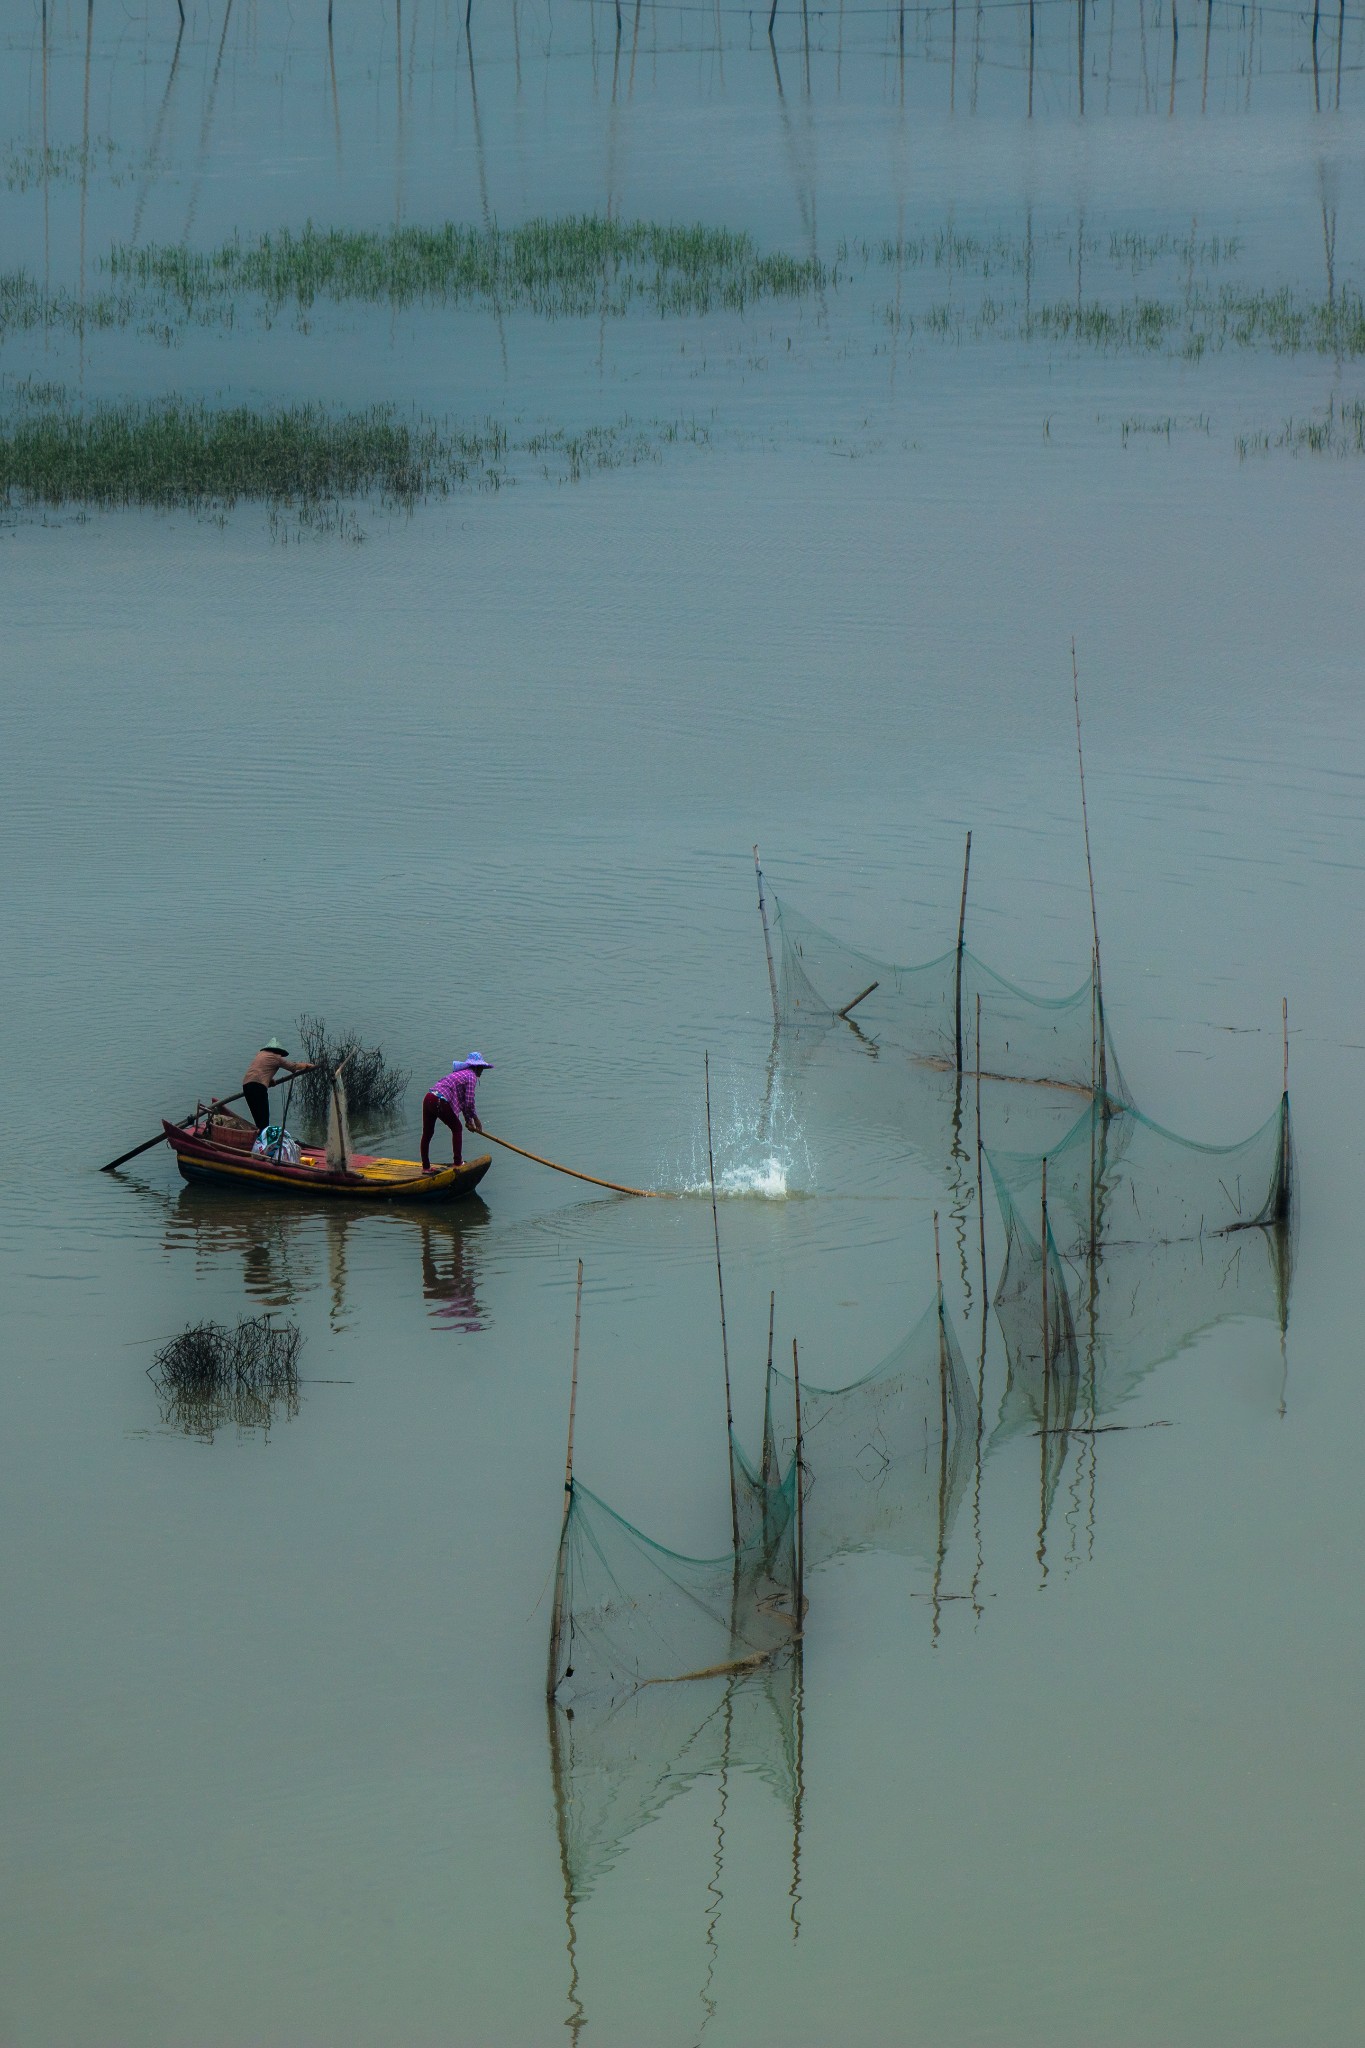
[[548, 1466, 798, 1712], [548, 1651, 801, 1909], [985, 1090, 1292, 1256], [762, 1296, 980, 1572], [771, 891, 1128, 1101]]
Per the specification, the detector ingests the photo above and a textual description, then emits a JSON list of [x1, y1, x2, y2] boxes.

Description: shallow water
[[3, 7, 1365, 2046]]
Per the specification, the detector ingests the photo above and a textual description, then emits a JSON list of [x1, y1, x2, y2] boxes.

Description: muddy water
[[2, 7, 1364, 2045]]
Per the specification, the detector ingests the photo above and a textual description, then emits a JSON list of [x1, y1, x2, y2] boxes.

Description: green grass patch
[[108, 217, 826, 318], [0, 400, 502, 510]]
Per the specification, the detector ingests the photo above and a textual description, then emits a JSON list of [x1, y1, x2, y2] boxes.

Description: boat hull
[[163, 1120, 490, 1203]]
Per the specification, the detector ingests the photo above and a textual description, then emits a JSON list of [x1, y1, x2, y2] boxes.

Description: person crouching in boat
[[242, 1038, 314, 1131], [421, 1053, 492, 1172]]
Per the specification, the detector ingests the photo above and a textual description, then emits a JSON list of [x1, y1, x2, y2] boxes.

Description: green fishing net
[[772, 890, 1127, 1100], [762, 1295, 980, 1571]]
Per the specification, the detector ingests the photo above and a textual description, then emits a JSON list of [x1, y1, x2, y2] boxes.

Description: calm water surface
[[2, 7, 1364, 2045]]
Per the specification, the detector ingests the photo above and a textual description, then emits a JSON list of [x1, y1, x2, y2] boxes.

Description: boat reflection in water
[[154, 1183, 491, 1333]]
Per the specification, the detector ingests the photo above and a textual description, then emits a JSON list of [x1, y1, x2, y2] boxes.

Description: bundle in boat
[[148, 1314, 301, 1440], [295, 1014, 408, 1129], [761, 1294, 980, 1574], [771, 890, 1127, 1100], [985, 1087, 1293, 1256]]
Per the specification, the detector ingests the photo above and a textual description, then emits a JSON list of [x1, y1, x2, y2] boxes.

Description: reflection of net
[[987, 1091, 1292, 1254], [765, 1299, 980, 1570], [1065, 1224, 1291, 1420], [549, 1470, 797, 1712], [549, 1654, 799, 1908], [773, 892, 1127, 1099], [990, 1169, 1083, 1515]]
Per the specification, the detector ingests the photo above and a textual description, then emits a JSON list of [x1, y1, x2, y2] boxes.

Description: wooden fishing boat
[[163, 1109, 490, 1203]]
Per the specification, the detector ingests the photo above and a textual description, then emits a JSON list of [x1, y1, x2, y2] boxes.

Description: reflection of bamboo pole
[[791, 1337, 805, 1621], [788, 1638, 805, 1941], [932, 1211, 949, 1643], [545, 1261, 584, 1701], [754, 845, 780, 1028], [706, 1054, 741, 1556], [972, 997, 987, 1617], [546, 1702, 587, 2042], [1279, 997, 1292, 1224], [954, 829, 972, 1071]]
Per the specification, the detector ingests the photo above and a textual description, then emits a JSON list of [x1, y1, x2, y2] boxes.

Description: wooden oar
[[476, 1128, 675, 1199], [100, 1090, 250, 1173], [100, 1066, 314, 1175]]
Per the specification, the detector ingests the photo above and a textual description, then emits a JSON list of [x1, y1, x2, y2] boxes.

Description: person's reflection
[[164, 1189, 312, 1310], [419, 1201, 490, 1331]]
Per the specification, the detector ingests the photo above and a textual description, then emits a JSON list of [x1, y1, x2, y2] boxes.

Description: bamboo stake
[[1279, 996, 1292, 1224], [546, 1259, 585, 1701], [761, 1289, 777, 1486], [754, 845, 780, 1029], [954, 829, 973, 1071], [837, 981, 879, 1020], [932, 1211, 950, 1645], [791, 1336, 805, 1624], [1072, 640, 1108, 1100], [933, 1211, 949, 1447], [706, 1054, 742, 1557]]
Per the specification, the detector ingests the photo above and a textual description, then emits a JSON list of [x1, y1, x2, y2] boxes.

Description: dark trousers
[[421, 1092, 463, 1168], [244, 1081, 271, 1130]]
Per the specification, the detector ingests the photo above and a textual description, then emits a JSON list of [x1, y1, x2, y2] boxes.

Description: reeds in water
[[296, 1015, 408, 1128], [149, 1316, 301, 1440], [0, 400, 503, 510], [108, 217, 827, 319]]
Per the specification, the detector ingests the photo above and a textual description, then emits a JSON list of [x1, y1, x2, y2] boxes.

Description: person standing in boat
[[241, 1038, 313, 1131], [421, 1053, 492, 1172]]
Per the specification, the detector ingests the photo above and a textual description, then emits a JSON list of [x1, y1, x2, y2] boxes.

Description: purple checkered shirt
[[429, 1066, 479, 1121]]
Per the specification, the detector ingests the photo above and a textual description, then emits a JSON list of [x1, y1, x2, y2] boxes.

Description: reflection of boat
[[163, 1110, 490, 1203]]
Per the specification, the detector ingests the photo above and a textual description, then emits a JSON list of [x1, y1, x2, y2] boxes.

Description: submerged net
[[548, 1466, 798, 1712], [986, 1090, 1292, 1255], [763, 1296, 980, 1572], [989, 1167, 1083, 1519], [772, 891, 1128, 1101], [549, 1650, 801, 1909]]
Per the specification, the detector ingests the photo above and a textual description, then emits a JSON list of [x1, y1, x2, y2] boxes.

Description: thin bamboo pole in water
[[546, 1260, 585, 1701], [706, 1053, 742, 1556]]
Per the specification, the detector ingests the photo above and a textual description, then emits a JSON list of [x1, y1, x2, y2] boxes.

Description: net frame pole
[[791, 1335, 805, 1624], [954, 829, 973, 1072], [546, 1259, 585, 1702], [706, 1052, 742, 1556], [1072, 640, 1109, 1101], [975, 994, 988, 1315], [761, 1288, 777, 1486], [1279, 996, 1292, 1223], [754, 845, 780, 1031]]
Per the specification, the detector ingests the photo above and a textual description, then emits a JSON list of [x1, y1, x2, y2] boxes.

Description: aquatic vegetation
[[149, 1316, 301, 1440], [295, 1016, 408, 1128], [108, 217, 827, 319], [0, 398, 712, 518], [1237, 397, 1365, 460]]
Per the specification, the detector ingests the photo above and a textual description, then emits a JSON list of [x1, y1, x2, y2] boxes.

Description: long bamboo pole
[[546, 1259, 585, 1701], [706, 1054, 742, 1556], [754, 845, 780, 1030], [476, 1129, 671, 1199], [1279, 996, 1292, 1224], [932, 1210, 950, 1642], [1072, 640, 1108, 1100], [954, 829, 973, 1071]]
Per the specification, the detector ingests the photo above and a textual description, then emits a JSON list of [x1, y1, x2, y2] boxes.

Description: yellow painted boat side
[[175, 1150, 491, 1202]]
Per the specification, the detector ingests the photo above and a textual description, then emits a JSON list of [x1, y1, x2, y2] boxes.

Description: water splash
[[673, 1062, 813, 1200]]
